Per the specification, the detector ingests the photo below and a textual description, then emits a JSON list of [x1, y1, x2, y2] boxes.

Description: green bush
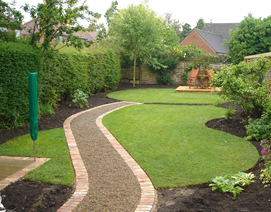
[[0, 41, 42, 128], [246, 112, 271, 141], [0, 43, 121, 129], [212, 57, 271, 118], [40, 47, 121, 102]]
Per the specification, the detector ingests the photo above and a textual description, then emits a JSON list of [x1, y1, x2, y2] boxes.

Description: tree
[[104, 0, 118, 27], [96, 1, 118, 41], [182, 23, 191, 39], [195, 18, 204, 29], [109, 1, 168, 87], [226, 14, 271, 64], [164, 11, 182, 42], [23, 0, 100, 53], [0, 0, 23, 30]]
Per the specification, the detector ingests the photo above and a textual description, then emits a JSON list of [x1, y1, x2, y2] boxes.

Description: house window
[[15, 30, 20, 38], [0, 27, 7, 32]]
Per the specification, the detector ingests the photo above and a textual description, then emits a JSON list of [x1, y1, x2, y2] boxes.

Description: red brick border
[[60, 102, 156, 212], [97, 105, 156, 212]]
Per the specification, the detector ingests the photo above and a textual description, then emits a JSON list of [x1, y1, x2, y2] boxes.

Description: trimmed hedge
[[0, 42, 41, 128], [41, 48, 121, 102], [0, 43, 122, 129]]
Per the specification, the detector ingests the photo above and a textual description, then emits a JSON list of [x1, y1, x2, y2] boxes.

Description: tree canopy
[[226, 14, 271, 64], [164, 11, 182, 42], [23, 0, 100, 53], [195, 18, 204, 29], [109, 1, 179, 87], [0, 0, 23, 30]]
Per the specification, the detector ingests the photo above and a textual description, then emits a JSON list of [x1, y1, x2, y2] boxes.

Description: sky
[[11, 0, 271, 28]]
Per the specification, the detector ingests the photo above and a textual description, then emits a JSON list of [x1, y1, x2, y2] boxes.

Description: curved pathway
[[59, 102, 156, 212]]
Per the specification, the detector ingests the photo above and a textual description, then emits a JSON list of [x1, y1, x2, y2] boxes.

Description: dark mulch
[[0, 83, 270, 212]]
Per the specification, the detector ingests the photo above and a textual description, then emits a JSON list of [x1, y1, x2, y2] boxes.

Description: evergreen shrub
[[0, 41, 42, 128]]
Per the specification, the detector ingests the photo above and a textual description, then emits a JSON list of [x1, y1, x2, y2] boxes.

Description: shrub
[[0, 41, 42, 128], [212, 57, 271, 118], [70, 89, 89, 108], [246, 113, 271, 141], [41, 47, 122, 102], [209, 172, 255, 197], [150, 54, 178, 85], [259, 139, 271, 187]]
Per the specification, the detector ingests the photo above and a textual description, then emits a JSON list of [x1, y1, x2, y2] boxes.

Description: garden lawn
[[103, 104, 259, 188], [0, 128, 74, 186], [107, 89, 222, 104]]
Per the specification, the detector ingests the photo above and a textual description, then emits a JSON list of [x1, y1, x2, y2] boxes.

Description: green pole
[[28, 72, 38, 162]]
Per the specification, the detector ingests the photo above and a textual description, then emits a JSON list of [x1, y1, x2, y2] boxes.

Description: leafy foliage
[[109, 1, 172, 87], [225, 105, 235, 120], [96, 1, 118, 41], [226, 14, 271, 64], [259, 139, 271, 187], [164, 12, 182, 42], [209, 172, 255, 197], [70, 89, 89, 108], [23, 0, 100, 53], [195, 18, 204, 29], [246, 113, 271, 141], [0, 0, 23, 30], [212, 57, 271, 118], [0, 43, 121, 129], [0, 42, 42, 129]]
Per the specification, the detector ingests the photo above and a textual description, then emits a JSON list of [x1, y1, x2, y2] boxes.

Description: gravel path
[[70, 102, 141, 212]]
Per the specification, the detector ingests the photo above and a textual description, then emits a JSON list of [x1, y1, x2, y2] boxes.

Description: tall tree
[[182, 23, 191, 39], [109, 1, 168, 87], [105, 0, 118, 27], [195, 18, 204, 29], [164, 11, 182, 42], [226, 14, 271, 64], [23, 0, 100, 53], [96, 1, 118, 41]]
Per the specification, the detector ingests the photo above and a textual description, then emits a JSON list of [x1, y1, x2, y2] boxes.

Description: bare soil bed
[[0, 83, 270, 212]]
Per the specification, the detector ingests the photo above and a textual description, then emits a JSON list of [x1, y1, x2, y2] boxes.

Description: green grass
[[0, 128, 74, 186], [103, 104, 259, 188], [107, 89, 222, 104]]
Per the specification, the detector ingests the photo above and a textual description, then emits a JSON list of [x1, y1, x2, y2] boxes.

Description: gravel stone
[[71, 102, 141, 212]]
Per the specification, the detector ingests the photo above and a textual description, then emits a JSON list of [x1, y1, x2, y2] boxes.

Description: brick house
[[21, 20, 97, 43], [180, 23, 238, 55]]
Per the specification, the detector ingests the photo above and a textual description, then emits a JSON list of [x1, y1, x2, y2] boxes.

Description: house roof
[[21, 20, 97, 41], [202, 23, 238, 41], [195, 28, 229, 54]]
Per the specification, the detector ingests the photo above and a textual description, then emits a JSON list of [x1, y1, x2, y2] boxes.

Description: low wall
[[122, 62, 224, 85]]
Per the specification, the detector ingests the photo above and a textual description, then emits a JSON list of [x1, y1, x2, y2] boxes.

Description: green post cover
[[28, 72, 38, 141]]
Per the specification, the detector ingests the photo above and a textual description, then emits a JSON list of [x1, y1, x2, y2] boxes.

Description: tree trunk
[[133, 52, 137, 87]]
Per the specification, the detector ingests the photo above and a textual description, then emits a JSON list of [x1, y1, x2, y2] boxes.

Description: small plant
[[70, 89, 89, 108], [225, 105, 235, 120], [259, 139, 271, 187], [260, 168, 271, 187], [209, 172, 255, 197], [232, 172, 255, 186], [246, 113, 271, 141]]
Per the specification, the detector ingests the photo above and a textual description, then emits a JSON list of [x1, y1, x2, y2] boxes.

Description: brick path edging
[[59, 102, 157, 212]]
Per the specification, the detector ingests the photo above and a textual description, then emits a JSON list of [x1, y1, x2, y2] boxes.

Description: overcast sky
[[12, 0, 271, 28]]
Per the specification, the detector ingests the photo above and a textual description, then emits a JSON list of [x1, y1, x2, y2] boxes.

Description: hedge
[[0, 43, 122, 129], [0, 42, 41, 128], [41, 47, 122, 102]]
